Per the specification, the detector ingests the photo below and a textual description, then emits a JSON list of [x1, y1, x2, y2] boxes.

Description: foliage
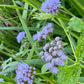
[[0, 0, 84, 84]]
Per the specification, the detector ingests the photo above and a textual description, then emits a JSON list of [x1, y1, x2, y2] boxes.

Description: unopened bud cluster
[[33, 23, 53, 41], [15, 63, 36, 84], [40, 37, 67, 74]]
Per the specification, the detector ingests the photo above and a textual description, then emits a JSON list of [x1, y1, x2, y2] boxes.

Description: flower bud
[[55, 36, 61, 41], [49, 47, 54, 53], [52, 51, 57, 57]]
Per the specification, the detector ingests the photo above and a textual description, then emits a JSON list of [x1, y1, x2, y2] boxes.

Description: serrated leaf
[[57, 64, 81, 84], [41, 64, 48, 73], [67, 17, 84, 32], [75, 39, 84, 62]]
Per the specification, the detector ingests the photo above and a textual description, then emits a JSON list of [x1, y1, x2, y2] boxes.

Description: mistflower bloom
[[41, 0, 61, 14], [50, 67, 59, 74], [39, 36, 67, 74], [16, 31, 25, 43], [15, 63, 36, 84], [0, 78, 4, 82], [33, 23, 53, 41]]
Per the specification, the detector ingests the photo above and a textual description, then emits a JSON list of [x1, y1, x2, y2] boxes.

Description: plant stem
[[68, 31, 79, 39], [57, 19, 77, 62]]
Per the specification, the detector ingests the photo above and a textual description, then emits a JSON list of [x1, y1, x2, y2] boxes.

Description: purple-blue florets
[[33, 23, 53, 41], [41, 0, 61, 14], [15, 63, 36, 84], [16, 31, 25, 43], [0, 78, 4, 82], [39, 36, 67, 74]]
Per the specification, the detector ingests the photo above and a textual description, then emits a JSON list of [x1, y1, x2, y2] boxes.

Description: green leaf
[[57, 64, 81, 84], [63, 47, 73, 54], [69, 0, 84, 17], [39, 74, 57, 84], [0, 82, 14, 84], [0, 74, 15, 83], [23, 0, 41, 9], [0, 27, 39, 31], [29, 59, 44, 67], [67, 17, 84, 32], [15, 1, 23, 7], [0, 5, 27, 10], [78, 32, 84, 44], [41, 64, 48, 73], [79, 77, 84, 83], [22, 3, 28, 20], [26, 42, 36, 64], [0, 61, 19, 74], [75, 39, 84, 63], [69, 34, 76, 50]]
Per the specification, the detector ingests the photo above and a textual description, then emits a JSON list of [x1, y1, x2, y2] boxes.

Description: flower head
[[33, 23, 53, 41], [16, 31, 25, 43], [0, 78, 4, 82], [15, 63, 36, 84], [41, 0, 61, 14], [39, 36, 67, 74]]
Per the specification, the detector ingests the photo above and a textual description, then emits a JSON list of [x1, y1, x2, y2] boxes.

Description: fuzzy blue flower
[[15, 63, 36, 84], [33, 23, 53, 41], [45, 63, 53, 70], [40, 36, 67, 74], [41, 0, 60, 14], [50, 67, 58, 74], [0, 78, 4, 82], [16, 31, 25, 43]]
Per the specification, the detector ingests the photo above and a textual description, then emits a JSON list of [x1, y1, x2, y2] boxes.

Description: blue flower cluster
[[16, 31, 25, 43], [0, 78, 4, 82], [40, 37, 67, 74], [33, 23, 53, 41], [15, 63, 36, 84], [41, 0, 60, 14]]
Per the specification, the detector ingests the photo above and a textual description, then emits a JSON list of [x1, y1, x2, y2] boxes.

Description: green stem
[[68, 31, 79, 39], [61, 5, 75, 17], [68, 58, 76, 63], [36, 71, 51, 75], [80, 64, 84, 68], [0, 50, 20, 62], [52, 18, 61, 26], [57, 19, 77, 62]]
